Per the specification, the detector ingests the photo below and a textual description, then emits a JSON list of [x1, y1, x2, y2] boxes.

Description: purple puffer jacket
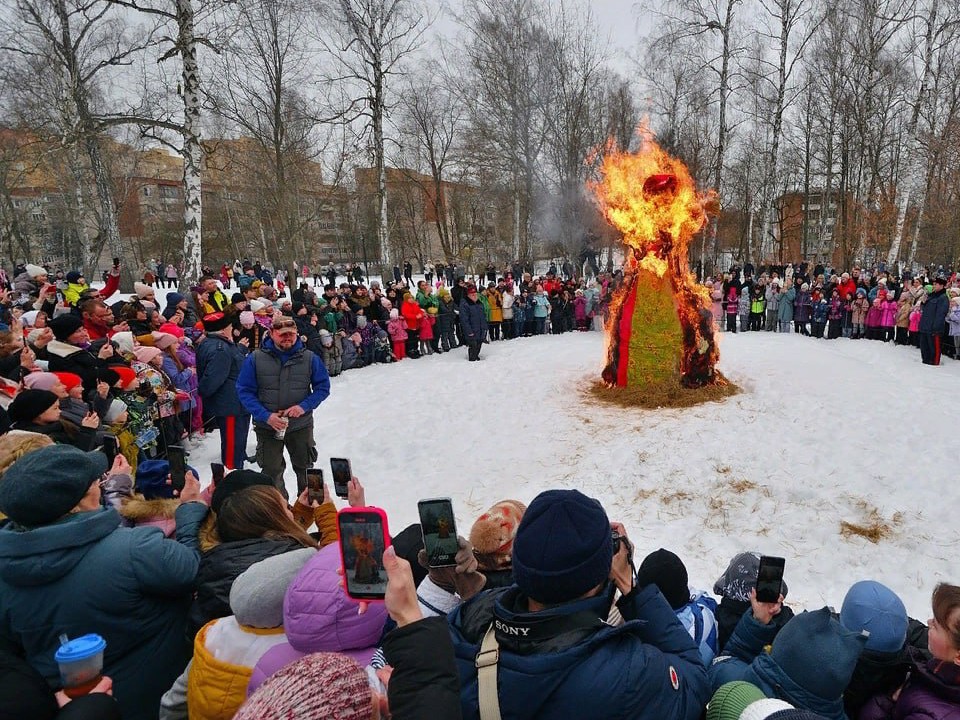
[[859, 658, 960, 720], [246, 542, 388, 696]]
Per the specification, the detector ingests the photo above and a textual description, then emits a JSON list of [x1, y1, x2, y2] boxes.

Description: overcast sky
[[426, 0, 651, 73]]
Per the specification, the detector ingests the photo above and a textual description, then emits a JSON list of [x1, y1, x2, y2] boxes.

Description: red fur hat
[[469, 499, 527, 571]]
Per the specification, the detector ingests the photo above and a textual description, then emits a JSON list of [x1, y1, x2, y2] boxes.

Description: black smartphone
[[330, 457, 352, 499], [418, 497, 459, 567], [210, 462, 225, 485], [101, 436, 118, 466], [167, 445, 187, 492], [306, 468, 324, 504], [337, 507, 390, 600], [756, 556, 786, 603]]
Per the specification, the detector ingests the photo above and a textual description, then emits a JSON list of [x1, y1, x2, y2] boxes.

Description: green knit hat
[[707, 682, 768, 720]]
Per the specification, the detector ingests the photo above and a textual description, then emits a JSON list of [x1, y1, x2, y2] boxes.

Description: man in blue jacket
[[0, 445, 207, 720], [196, 312, 250, 469], [447, 489, 710, 719], [236, 314, 330, 499]]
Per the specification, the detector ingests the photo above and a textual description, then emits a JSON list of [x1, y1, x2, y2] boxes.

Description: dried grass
[[587, 372, 740, 410], [840, 506, 902, 544], [728, 478, 758, 494]]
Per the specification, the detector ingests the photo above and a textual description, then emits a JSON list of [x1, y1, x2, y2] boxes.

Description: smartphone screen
[[210, 463, 225, 485], [101, 436, 118, 466], [338, 508, 390, 600], [756, 556, 785, 603], [418, 498, 459, 567], [330, 457, 352, 499], [306, 468, 324, 504], [167, 445, 187, 492]]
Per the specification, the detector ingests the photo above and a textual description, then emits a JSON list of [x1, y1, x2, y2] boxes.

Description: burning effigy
[[589, 133, 736, 408]]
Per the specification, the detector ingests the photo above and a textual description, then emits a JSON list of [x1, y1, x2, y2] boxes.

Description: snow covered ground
[[120, 281, 954, 620]]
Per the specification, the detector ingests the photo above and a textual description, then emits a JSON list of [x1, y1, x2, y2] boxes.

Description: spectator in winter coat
[[919, 277, 949, 364], [709, 605, 867, 720], [447, 489, 710, 720], [738, 287, 752, 332], [777, 285, 795, 333], [636, 549, 719, 666], [827, 290, 845, 339], [436, 289, 458, 351], [418, 310, 436, 355], [187, 479, 319, 638], [400, 294, 423, 358], [459, 285, 488, 362], [851, 289, 870, 339], [386, 309, 408, 360], [159, 549, 314, 720], [247, 542, 388, 695], [946, 295, 960, 359], [317, 329, 343, 376], [0, 445, 207, 720], [6, 388, 100, 450], [764, 283, 781, 331], [859, 582, 960, 720], [793, 283, 812, 334], [712, 552, 795, 652], [45, 314, 116, 392], [896, 293, 914, 345]]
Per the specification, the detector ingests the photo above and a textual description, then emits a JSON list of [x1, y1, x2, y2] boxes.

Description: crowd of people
[[0, 256, 956, 720], [707, 263, 958, 366]]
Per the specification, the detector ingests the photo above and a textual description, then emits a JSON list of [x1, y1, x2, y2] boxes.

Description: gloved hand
[[417, 535, 487, 601]]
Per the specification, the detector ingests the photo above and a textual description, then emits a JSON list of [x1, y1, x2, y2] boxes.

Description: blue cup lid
[[54, 634, 106, 663]]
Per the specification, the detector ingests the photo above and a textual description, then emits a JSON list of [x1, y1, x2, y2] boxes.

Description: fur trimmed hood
[[118, 495, 179, 522]]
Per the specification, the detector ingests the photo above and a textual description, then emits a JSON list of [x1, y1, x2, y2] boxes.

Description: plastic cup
[[55, 634, 106, 698]]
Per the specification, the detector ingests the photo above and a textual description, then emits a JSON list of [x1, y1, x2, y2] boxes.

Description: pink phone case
[[337, 506, 391, 601]]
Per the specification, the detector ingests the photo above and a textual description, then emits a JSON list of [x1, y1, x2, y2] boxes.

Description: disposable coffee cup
[[55, 634, 106, 698]]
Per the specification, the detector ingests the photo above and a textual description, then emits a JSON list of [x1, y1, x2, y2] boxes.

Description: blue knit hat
[[512, 489, 613, 604], [0, 445, 107, 526], [771, 608, 867, 702], [840, 580, 908, 653], [135, 459, 175, 500]]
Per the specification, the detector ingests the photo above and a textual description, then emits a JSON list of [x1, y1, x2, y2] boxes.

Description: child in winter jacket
[[160, 549, 314, 720], [946, 295, 960, 359], [573, 290, 588, 330], [827, 291, 844, 339], [851, 290, 870, 339], [738, 287, 751, 332], [895, 293, 914, 345], [909, 304, 923, 346], [436, 291, 458, 351], [858, 582, 960, 720], [418, 310, 435, 356], [812, 297, 829, 338], [866, 298, 884, 340], [246, 543, 388, 696], [386, 308, 408, 360], [636, 549, 719, 666], [749, 287, 765, 331], [880, 294, 898, 342], [317, 329, 342, 376], [725, 286, 739, 333]]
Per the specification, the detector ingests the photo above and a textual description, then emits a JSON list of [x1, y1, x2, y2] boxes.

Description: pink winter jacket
[[386, 317, 408, 342], [246, 543, 388, 696], [880, 299, 897, 327]]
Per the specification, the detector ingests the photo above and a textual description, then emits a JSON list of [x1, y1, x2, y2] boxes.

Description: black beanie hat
[[636, 548, 690, 610], [211, 469, 276, 514], [48, 313, 84, 341], [231, 292, 245, 305], [7, 389, 60, 424]]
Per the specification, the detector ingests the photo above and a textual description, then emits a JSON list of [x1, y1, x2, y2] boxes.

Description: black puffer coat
[[188, 536, 306, 637]]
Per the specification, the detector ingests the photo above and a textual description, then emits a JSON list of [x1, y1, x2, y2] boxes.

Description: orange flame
[[590, 131, 721, 388]]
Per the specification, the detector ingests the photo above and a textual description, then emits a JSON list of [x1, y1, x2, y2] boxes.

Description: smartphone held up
[[418, 498, 459, 567], [337, 507, 390, 601], [166, 445, 187, 493], [756, 555, 786, 603], [330, 457, 352, 499], [306, 468, 324, 504]]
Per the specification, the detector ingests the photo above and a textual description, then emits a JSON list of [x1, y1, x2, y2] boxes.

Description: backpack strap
[[476, 623, 502, 720]]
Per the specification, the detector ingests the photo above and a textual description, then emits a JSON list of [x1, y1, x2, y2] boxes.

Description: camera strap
[[475, 611, 608, 720]]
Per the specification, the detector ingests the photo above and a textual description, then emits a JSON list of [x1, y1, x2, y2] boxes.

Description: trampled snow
[[180, 324, 958, 620]]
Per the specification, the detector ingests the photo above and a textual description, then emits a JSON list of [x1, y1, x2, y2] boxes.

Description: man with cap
[[0, 444, 208, 720], [197, 312, 251, 470], [447, 488, 710, 719], [236, 314, 330, 498], [919, 276, 949, 364]]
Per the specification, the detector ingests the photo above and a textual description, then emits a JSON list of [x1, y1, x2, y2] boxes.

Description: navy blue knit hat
[[136, 459, 175, 500], [771, 608, 867, 703], [512, 489, 613, 604]]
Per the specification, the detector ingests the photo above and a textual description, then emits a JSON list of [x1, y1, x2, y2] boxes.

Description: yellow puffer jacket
[[187, 619, 286, 720], [63, 281, 90, 307], [484, 289, 503, 322]]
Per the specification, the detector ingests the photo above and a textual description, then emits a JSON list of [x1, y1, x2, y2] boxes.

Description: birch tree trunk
[[178, 0, 203, 288], [886, 0, 938, 267]]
